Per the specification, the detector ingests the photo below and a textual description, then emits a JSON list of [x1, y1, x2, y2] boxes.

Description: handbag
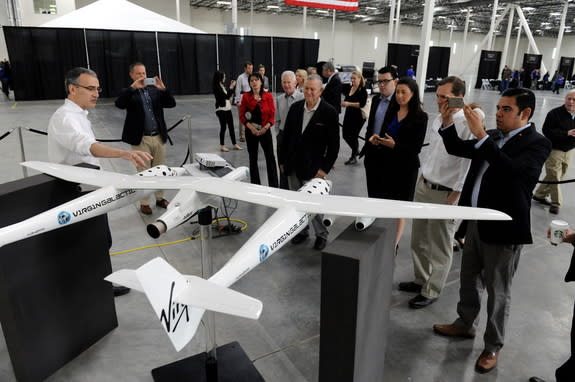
[[360, 97, 372, 120]]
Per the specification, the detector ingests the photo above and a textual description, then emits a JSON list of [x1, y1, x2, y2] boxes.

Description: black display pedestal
[[151, 341, 264, 382], [0, 171, 118, 382], [319, 220, 396, 382]]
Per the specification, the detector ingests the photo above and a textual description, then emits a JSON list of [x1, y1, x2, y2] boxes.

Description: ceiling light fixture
[[267, 5, 280, 9], [216, 1, 231, 5]]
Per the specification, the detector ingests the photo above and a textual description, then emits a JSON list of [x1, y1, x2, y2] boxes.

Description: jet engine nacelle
[[355, 216, 376, 231]]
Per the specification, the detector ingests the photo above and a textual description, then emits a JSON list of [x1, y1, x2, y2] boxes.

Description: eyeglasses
[[377, 79, 393, 84], [74, 84, 102, 93]]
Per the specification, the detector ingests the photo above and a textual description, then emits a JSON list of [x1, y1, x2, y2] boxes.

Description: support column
[[486, 0, 499, 51], [500, 6, 514, 75], [231, 0, 238, 34], [460, 8, 471, 69], [250, 0, 254, 34], [512, 22, 521, 70], [388, 0, 396, 44], [331, 10, 336, 61], [302, 7, 307, 38], [416, 0, 435, 99], [176, 0, 180, 22], [515, 5, 547, 74], [551, 1, 568, 75], [394, 0, 401, 43]]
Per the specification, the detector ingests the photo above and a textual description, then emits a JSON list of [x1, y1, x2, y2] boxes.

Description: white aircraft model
[[8, 161, 510, 352]]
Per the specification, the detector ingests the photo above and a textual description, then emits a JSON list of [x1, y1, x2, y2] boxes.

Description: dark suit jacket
[[114, 86, 176, 145], [322, 74, 342, 114], [440, 124, 551, 244], [279, 99, 340, 180]]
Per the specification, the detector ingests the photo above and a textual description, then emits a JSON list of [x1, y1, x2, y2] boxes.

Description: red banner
[[285, 0, 359, 12]]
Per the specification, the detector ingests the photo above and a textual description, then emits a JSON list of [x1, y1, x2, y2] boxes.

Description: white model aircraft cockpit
[[0, 161, 511, 352]]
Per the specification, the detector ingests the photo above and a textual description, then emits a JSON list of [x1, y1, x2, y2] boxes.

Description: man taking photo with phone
[[115, 62, 176, 215]]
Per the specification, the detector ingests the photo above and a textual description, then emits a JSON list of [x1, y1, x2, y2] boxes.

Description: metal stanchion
[[17, 127, 27, 178], [187, 116, 193, 164], [198, 207, 218, 381]]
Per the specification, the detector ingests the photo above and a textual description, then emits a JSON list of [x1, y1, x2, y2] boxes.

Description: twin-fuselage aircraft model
[[0, 161, 510, 352]]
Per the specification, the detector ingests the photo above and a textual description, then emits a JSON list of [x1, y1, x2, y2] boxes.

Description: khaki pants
[[132, 135, 166, 206], [410, 178, 457, 298], [534, 149, 573, 207]]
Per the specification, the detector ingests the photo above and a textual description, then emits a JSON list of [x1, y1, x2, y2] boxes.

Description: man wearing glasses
[[115, 62, 176, 215], [48, 67, 151, 168]]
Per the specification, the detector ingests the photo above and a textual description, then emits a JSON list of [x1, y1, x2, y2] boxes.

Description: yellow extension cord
[[109, 218, 248, 256]]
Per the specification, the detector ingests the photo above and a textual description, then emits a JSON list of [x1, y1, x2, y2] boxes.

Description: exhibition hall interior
[[1, 0, 575, 381]]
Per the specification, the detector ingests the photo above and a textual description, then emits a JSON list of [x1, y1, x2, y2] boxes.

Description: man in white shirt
[[400, 76, 478, 309], [235, 61, 253, 142], [275, 70, 303, 189], [48, 67, 151, 168]]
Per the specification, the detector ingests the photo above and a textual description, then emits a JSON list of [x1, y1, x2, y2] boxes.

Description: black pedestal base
[[151, 342, 264, 382]]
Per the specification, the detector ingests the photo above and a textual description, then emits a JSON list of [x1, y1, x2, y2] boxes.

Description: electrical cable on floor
[[109, 217, 248, 256]]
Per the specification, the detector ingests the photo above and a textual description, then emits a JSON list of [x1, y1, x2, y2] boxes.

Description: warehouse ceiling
[[188, 0, 575, 38]]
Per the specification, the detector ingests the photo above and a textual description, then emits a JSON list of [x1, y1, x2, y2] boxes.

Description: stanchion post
[[187, 116, 193, 164], [17, 127, 28, 178], [198, 207, 218, 381]]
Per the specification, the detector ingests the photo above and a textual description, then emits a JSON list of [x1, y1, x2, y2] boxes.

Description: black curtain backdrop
[[3, 26, 319, 101], [86, 30, 158, 98], [521, 53, 542, 88], [428, 46, 450, 79], [475, 50, 502, 89], [158, 33, 217, 94], [3, 26, 87, 101], [272, 37, 319, 92], [387, 43, 419, 77], [559, 57, 574, 79]]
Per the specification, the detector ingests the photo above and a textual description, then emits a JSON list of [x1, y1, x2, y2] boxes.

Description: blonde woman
[[341, 70, 368, 164], [295, 69, 307, 94]]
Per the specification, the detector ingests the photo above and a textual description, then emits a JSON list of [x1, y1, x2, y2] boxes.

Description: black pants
[[342, 121, 362, 157], [556, 299, 575, 381], [216, 110, 237, 145], [276, 130, 289, 190], [246, 128, 278, 187]]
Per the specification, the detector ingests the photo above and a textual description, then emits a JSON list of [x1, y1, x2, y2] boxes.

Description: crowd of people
[[500, 64, 574, 94], [43, 61, 575, 379]]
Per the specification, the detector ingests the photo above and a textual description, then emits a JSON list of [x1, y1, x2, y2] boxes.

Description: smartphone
[[143, 78, 156, 86], [447, 97, 464, 108]]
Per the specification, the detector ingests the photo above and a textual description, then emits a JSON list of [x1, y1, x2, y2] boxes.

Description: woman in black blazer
[[367, 77, 428, 248], [212, 71, 242, 152]]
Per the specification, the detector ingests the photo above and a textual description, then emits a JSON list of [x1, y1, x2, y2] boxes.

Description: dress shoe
[[291, 232, 308, 245], [344, 156, 357, 165], [314, 237, 327, 251], [398, 281, 422, 293], [113, 286, 131, 297], [140, 204, 153, 215], [239, 137, 246, 142], [156, 199, 170, 209], [550, 205, 559, 214], [529, 377, 546, 382], [475, 350, 498, 373], [433, 323, 475, 338], [533, 195, 551, 206], [409, 294, 437, 309]]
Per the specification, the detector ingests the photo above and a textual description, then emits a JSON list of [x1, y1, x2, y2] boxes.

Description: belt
[[423, 177, 452, 192], [143, 131, 159, 136]]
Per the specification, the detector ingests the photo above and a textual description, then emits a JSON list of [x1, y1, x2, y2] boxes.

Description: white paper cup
[[550, 220, 569, 245]]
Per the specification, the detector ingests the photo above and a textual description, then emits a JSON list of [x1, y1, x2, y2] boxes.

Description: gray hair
[[281, 70, 296, 81], [65, 67, 97, 94], [322, 61, 335, 72], [306, 74, 323, 85]]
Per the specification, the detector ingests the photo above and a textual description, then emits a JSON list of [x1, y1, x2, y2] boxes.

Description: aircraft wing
[[23, 161, 510, 221]]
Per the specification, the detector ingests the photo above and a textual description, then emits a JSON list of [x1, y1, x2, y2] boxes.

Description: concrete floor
[[0, 86, 573, 382]]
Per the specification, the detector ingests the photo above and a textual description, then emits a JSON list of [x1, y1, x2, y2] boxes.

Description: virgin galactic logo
[[259, 244, 270, 262], [57, 211, 72, 225]]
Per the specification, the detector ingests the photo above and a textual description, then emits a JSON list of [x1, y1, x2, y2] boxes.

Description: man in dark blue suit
[[433, 88, 551, 374], [321, 62, 342, 114], [279, 74, 340, 250]]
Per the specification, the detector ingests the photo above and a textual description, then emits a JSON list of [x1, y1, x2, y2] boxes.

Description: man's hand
[[446, 190, 461, 205], [463, 104, 487, 140], [130, 78, 145, 89], [546, 228, 575, 245], [279, 164, 284, 174], [568, 129, 575, 137], [154, 76, 166, 90], [122, 150, 153, 167], [439, 99, 459, 127], [314, 169, 327, 179]]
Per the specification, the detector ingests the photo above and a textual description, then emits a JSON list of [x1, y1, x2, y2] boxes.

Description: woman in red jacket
[[239, 73, 278, 187]]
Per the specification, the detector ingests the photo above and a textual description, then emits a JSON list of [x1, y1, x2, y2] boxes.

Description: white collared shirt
[[419, 109, 479, 191], [302, 98, 321, 134], [275, 90, 304, 134], [235, 72, 251, 104], [48, 98, 99, 166]]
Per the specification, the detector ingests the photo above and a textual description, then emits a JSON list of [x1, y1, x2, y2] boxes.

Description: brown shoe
[[475, 350, 498, 373], [140, 205, 152, 215], [156, 199, 169, 209], [433, 323, 475, 338]]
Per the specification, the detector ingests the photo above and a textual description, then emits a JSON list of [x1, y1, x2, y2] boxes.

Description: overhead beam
[[514, 5, 547, 74], [416, 0, 435, 99], [550, 1, 568, 75]]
